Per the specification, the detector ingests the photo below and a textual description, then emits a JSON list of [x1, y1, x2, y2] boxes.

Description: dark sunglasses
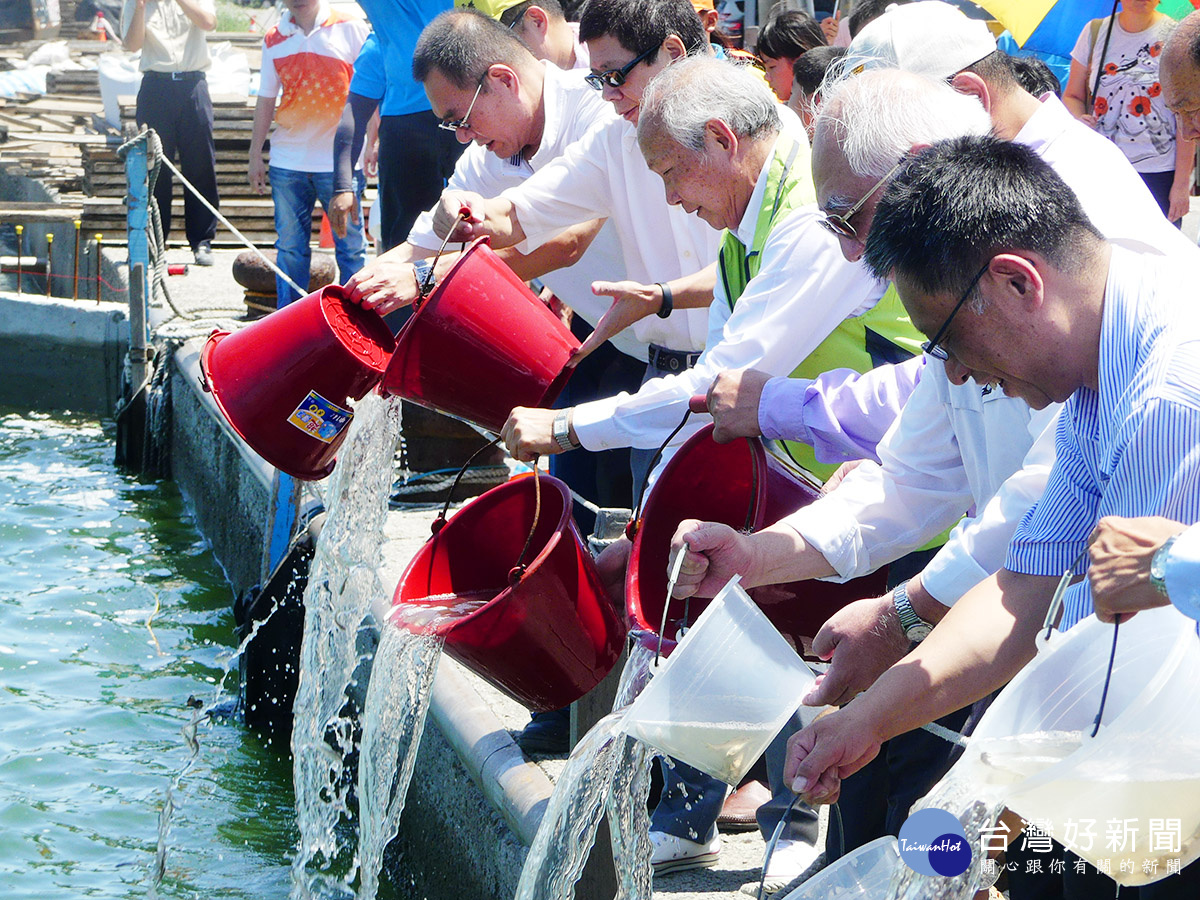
[[584, 45, 657, 90]]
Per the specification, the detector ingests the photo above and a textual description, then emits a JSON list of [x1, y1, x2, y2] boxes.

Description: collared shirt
[[500, 117, 719, 353], [405, 65, 644, 359], [120, 0, 214, 73], [778, 92, 1192, 606], [570, 126, 886, 465], [259, 3, 370, 172], [566, 22, 589, 70], [1009, 247, 1200, 629]]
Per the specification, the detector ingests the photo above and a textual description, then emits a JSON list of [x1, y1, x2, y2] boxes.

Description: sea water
[[0, 410, 295, 897]]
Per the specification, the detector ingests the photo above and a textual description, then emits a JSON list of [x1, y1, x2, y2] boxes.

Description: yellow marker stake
[[14, 225, 23, 296], [94, 234, 103, 303], [73, 219, 81, 301], [45, 234, 53, 299]]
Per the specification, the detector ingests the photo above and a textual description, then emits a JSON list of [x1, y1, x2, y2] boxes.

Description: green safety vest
[[717, 135, 924, 482]]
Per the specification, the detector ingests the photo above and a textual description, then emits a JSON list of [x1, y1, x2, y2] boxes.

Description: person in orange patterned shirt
[[249, 0, 371, 306]]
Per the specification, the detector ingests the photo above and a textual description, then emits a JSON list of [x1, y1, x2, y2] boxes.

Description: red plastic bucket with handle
[[390, 473, 627, 712], [626, 425, 888, 655], [200, 284, 395, 480], [380, 238, 579, 432]]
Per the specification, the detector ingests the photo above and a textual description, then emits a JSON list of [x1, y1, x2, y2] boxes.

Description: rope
[[154, 148, 306, 297]]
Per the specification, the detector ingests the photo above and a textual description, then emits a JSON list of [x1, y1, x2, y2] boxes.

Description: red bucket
[[627, 425, 888, 655], [200, 284, 396, 480], [390, 474, 626, 711], [380, 239, 579, 432]]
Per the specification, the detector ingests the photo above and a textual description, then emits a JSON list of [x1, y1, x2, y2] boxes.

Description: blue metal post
[[124, 132, 151, 344], [263, 471, 302, 583]]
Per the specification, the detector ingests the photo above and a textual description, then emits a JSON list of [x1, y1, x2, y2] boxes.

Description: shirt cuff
[[1165, 523, 1200, 621], [571, 396, 625, 451], [782, 499, 869, 582], [758, 376, 809, 442], [919, 538, 991, 607]]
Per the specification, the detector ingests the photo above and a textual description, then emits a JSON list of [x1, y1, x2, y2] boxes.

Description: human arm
[[1061, 59, 1095, 124], [248, 93, 275, 194], [569, 263, 718, 364], [330, 92, 378, 239], [1087, 516, 1189, 622], [174, 0, 215, 32], [784, 567, 1059, 802], [431, 190, 525, 246], [120, 0, 145, 50], [1168, 135, 1195, 224], [717, 355, 925, 457]]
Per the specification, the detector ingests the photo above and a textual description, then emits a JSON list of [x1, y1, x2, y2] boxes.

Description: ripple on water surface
[[0, 410, 296, 898]]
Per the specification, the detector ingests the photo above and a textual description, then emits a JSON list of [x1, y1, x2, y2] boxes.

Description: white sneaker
[[649, 830, 721, 875], [742, 839, 823, 896]]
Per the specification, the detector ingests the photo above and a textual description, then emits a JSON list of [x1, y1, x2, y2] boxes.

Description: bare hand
[[594, 535, 632, 608], [704, 369, 770, 442], [363, 139, 379, 179], [248, 154, 268, 194], [784, 705, 883, 804], [668, 518, 757, 599], [569, 280, 664, 365], [1079, 113, 1099, 129], [432, 191, 486, 241], [820, 10, 839, 44], [501, 406, 563, 462], [328, 191, 359, 240], [804, 594, 909, 707], [1168, 180, 1192, 225], [1088, 515, 1186, 623], [344, 258, 419, 315]]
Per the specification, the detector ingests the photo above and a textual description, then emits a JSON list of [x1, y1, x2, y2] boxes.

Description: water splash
[[290, 393, 402, 897], [356, 621, 444, 899], [514, 639, 658, 900]]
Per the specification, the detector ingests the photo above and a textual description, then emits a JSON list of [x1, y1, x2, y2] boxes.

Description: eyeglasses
[[920, 260, 990, 362], [819, 156, 906, 241], [584, 45, 657, 90], [437, 75, 485, 133]]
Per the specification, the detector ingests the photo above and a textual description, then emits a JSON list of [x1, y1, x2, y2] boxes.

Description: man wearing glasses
[[788, 134, 1200, 896]]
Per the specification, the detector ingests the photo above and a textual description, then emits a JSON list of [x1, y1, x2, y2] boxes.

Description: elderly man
[[788, 135, 1200, 897], [1164, 10, 1200, 144], [428, 0, 720, 496]]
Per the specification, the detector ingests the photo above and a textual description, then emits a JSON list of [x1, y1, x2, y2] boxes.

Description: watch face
[[907, 623, 933, 643]]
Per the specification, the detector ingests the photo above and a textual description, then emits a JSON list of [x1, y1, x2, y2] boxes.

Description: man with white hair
[[1163, 9, 1200, 145], [674, 0, 1196, 868]]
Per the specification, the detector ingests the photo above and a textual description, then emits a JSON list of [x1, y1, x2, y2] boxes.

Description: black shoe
[[516, 707, 570, 754]]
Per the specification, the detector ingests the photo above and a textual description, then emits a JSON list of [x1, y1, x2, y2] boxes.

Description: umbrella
[[972, 0, 1198, 54]]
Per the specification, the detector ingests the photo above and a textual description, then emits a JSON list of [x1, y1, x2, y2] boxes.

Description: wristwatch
[[552, 409, 579, 452], [893, 580, 933, 643], [1150, 535, 1179, 598]]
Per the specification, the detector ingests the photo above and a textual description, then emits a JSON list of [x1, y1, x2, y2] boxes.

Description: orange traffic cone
[[319, 211, 334, 248]]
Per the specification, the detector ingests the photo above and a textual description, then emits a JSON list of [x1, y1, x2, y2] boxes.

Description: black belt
[[144, 70, 206, 82], [647, 344, 702, 373]]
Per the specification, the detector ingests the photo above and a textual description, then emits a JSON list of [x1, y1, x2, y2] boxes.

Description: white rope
[[155, 153, 306, 296]]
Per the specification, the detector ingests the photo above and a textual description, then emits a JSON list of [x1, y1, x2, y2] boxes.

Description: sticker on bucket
[[287, 391, 353, 443]]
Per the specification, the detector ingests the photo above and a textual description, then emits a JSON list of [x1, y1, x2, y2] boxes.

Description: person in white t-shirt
[[250, 0, 370, 306], [1063, 0, 1196, 223]]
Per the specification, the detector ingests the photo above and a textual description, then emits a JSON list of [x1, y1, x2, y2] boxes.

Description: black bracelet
[[655, 282, 673, 318]]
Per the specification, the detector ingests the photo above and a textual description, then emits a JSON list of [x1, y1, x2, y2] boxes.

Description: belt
[[647, 343, 702, 373], [145, 70, 206, 82]]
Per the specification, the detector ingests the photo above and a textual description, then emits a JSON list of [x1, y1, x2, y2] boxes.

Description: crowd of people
[[127, 0, 1200, 894]]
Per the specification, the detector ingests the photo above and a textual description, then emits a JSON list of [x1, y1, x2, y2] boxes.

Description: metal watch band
[[893, 580, 932, 642], [1150, 534, 1178, 597], [553, 409, 578, 452]]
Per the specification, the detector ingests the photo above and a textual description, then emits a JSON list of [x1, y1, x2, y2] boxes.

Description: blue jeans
[[269, 166, 367, 307]]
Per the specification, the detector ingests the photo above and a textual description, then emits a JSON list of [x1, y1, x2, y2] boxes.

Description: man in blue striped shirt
[[785, 134, 1200, 895]]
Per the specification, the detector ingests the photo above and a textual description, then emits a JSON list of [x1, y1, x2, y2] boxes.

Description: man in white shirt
[[672, 1, 1195, 866]]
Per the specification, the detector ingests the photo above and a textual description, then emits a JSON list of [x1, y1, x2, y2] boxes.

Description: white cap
[[844, 1, 997, 81]]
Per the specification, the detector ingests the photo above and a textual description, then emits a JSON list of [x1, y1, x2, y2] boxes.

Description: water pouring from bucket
[[620, 576, 818, 786], [388, 465, 626, 712]]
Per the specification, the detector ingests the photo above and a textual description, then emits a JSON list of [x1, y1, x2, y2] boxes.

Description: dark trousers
[[135, 71, 219, 250], [549, 317, 645, 536], [1139, 169, 1183, 227], [377, 111, 463, 251]]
